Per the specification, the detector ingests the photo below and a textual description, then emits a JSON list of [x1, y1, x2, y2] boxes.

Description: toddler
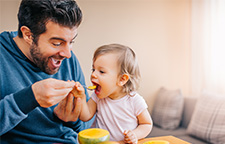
[[72, 44, 152, 143]]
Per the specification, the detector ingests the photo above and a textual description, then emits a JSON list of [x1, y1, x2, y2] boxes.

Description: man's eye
[[53, 43, 61, 46]]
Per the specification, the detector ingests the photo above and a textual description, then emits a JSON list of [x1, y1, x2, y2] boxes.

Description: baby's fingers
[[71, 82, 85, 97], [74, 82, 85, 92], [124, 130, 137, 144]]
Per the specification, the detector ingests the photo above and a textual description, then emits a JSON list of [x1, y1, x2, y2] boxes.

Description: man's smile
[[49, 57, 64, 69]]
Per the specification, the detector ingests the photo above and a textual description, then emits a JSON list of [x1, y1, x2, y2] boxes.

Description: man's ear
[[20, 26, 33, 45], [118, 74, 129, 86]]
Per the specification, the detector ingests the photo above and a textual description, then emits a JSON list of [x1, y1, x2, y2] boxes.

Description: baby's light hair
[[93, 44, 141, 95]]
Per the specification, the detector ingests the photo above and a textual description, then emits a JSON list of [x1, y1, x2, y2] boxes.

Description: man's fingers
[[54, 94, 73, 122], [54, 95, 83, 122], [54, 98, 65, 118], [58, 95, 69, 110], [54, 87, 74, 96], [72, 97, 81, 120], [64, 93, 74, 116], [52, 79, 75, 89]]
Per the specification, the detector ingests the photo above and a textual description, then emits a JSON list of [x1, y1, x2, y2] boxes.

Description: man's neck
[[13, 36, 33, 62]]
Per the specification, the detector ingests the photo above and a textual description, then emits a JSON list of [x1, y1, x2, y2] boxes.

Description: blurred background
[[1, 0, 224, 112]]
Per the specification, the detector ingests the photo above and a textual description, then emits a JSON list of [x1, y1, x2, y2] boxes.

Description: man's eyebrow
[[50, 37, 66, 42], [50, 34, 78, 42], [73, 34, 78, 40]]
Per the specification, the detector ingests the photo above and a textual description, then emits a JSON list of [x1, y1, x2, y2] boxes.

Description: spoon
[[83, 85, 96, 91]]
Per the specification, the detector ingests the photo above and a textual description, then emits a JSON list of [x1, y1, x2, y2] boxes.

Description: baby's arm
[[71, 82, 97, 121], [124, 109, 152, 144]]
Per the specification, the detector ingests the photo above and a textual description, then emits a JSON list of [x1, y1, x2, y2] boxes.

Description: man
[[0, 0, 94, 143]]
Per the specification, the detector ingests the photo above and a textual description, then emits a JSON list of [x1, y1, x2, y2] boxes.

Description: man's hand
[[32, 78, 75, 108], [54, 93, 81, 122]]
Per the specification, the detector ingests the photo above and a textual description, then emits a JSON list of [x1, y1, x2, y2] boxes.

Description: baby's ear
[[118, 74, 129, 86]]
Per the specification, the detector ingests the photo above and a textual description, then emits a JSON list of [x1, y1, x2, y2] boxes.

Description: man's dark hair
[[17, 0, 82, 44]]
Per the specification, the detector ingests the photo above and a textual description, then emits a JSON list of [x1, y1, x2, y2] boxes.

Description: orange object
[[78, 128, 110, 144]]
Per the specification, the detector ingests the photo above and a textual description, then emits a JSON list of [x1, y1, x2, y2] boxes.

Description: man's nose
[[59, 44, 72, 58]]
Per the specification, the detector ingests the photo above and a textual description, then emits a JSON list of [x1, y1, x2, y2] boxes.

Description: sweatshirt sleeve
[[0, 86, 39, 135]]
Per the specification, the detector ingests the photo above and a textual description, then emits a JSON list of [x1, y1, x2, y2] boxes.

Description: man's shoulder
[[0, 31, 17, 37], [0, 31, 9, 40], [0, 31, 17, 46]]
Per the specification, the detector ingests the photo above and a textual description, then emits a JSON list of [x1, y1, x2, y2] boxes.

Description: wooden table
[[138, 136, 191, 144]]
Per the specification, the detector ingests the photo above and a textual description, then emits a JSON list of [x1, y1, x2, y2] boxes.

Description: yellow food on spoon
[[87, 85, 96, 90]]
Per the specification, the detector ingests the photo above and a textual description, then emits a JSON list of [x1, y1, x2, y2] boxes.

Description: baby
[[72, 44, 152, 143]]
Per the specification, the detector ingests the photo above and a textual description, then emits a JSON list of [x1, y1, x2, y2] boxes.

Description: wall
[[0, 0, 20, 31], [0, 0, 191, 112]]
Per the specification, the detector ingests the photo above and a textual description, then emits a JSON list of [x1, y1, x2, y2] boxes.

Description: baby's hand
[[71, 82, 85, 98], [123, 130, 137, 144]]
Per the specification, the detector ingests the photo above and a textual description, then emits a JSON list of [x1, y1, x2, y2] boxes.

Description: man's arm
[[0, 86, 38, 135], [0, 78, 75, 135]]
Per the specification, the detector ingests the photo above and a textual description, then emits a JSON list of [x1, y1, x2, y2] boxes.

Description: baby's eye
[[91, 68, 95, 72], [100, 70, 105, 74]]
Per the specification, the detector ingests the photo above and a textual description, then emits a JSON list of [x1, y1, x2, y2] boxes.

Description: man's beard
[[30, 43, 60, 75]]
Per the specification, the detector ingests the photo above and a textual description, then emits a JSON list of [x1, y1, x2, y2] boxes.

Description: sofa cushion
[[187, 91, 225, 144], [152, 87, 184, 130]]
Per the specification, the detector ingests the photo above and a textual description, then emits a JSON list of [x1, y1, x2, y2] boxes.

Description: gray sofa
[[147, 97, 207, 144]]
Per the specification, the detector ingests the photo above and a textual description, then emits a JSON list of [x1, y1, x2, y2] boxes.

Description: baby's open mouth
[[92, 82, 101, 95]]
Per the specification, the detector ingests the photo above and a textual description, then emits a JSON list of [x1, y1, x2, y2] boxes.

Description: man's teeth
[[52, 58, 60, 64]]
